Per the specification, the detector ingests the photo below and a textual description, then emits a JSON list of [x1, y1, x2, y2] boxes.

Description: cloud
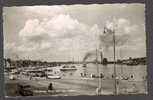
[[19, 14, 87, 40], [25, 6, 63, 18], [99, 17, 139, 50], [19, 19, 46, 39], [105, 18, 138, 34], [40, 42, 51, 49], [4, 42, 20, 59], [6, 14, 145, 61], [4, 4, 145, 61], [11, 13, 101, 61], [117, 18, 138, 34], [4, 42, 15, 50]]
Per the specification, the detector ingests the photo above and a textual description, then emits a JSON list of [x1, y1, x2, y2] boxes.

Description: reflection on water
[[60, 64, 147, 81]]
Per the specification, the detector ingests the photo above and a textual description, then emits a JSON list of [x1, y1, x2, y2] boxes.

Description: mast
[[100, 50, 103, 94], [120, 48, 123, 76], [72, 57, 74, 64], [96, 49, 100, 95], [100, 51, 103, 64]]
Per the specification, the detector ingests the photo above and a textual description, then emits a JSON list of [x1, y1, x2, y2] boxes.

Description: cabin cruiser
[[60, 65, 77, 71], [45, 67, 61, 79], [46, 73, 61, 79]]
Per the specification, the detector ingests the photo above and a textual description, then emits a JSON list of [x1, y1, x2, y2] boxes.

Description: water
[[60, 64, 147, 81], [5, 63, 147, 96], [56, 63, 147, 94]]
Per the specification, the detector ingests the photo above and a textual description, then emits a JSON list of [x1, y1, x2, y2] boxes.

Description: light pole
[[96, 49, 103, 95], [113, 29, 117, 95]]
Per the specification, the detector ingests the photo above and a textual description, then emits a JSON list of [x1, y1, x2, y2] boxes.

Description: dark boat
[[60, 65, 77, 71]]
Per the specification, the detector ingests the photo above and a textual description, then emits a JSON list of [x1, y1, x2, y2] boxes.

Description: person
[[30, 76, 32, 80], [48, 83, 53, 91], [96, 87, 101, 95], [80, 73, 83, 77], [90, 74, 95, 78], [100, 73, 104, 79], [131, 75, 134, 78], [112, 74, 114, 79]]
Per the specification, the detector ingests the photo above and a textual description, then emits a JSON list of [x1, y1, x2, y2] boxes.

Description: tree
[[103, 58, 108, 65], [6, 58, 11, 63]]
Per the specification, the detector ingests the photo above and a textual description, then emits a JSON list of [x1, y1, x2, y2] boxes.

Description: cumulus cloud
[[25, 6, 63, 18], [4, 4, 146, 61], [12, 13, 102, 60], [7, 15, 145, 61], [19, 14, 87, 40], [4, 42, 20, 59], [99, 17, 139, 50], [117, 18, 138, 34], [19, 19, 46, 39]]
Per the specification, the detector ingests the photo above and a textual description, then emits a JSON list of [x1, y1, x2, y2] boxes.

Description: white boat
[[80, 77, 94, 80], [30, 76, 46, 80], [9, 74, 16, 80], [45, 67, 61, 79], [60, 65, 77, 71], [47, 73, 61, 79]]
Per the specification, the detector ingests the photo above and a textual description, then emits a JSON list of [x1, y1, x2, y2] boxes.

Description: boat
[[60, 65, 77, 71], [82, 63, 87, 67], [126, 62, 139, 66], [44, 67, 61, 79], [46, 73, 61, 79], [9, 74, 17, 80], [80, 77, 94, 80]]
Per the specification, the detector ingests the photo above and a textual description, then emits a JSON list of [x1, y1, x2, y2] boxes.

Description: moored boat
[[60, 65, 77, 71]]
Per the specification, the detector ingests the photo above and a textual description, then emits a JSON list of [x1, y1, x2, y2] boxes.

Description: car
[[16, 84, 33, 96]]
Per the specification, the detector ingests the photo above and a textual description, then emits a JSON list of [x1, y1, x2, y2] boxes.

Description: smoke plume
[[83, 49, 103, 62], [83, 51, 96, 62]]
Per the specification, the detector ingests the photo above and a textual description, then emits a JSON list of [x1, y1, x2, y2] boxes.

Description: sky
[[3, 3, 146, 62]]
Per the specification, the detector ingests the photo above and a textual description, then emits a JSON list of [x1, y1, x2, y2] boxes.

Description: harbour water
[[60, 64, 147, 81], [5, 63, 147, 96]]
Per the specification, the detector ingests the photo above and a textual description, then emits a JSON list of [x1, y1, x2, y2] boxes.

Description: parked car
[[16, 84, 33, 96]]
